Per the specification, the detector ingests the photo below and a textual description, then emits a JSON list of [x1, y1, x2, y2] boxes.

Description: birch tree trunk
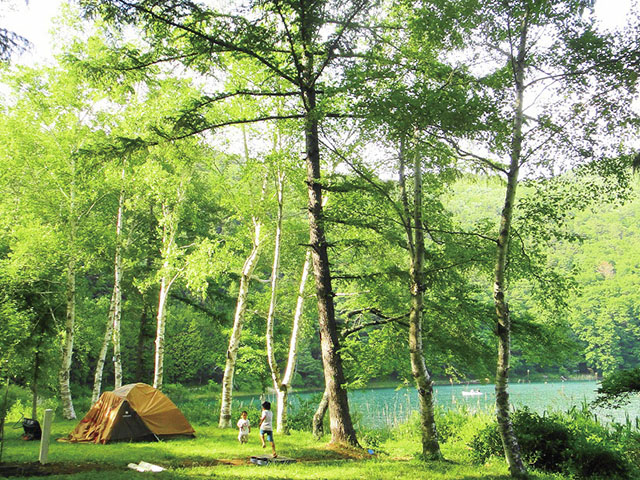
[[492, 16, 529, 480], [219, 174, 268, 428], [91, 169, 125, 403], [153, 271, 170, 389], [59, 242, 77, 419], [277, 249, 311, 434], [153, 203, 179, 391], [265, 168, 312, 434], [59, 157, 77, 420], [399, 140, 441, 459], [112, 165, 125, 388], [136, 300, 151, 382], [266, 171, 284, 429], [91, 289, 115, 404]]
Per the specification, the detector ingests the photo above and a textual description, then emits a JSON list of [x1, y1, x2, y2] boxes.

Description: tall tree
[[263, 162, 313, 433], [80, 0, 376, 445], [452, 1, 640, 475], [219, 167, 268, 428], [398, 139, 441, 459], [92, 158, 127, 403]]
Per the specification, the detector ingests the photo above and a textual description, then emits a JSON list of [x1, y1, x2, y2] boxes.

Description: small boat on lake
[[461, 389, 482, 397]]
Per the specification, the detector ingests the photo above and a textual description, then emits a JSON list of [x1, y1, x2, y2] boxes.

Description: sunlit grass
[[2, 418, 570, 480]]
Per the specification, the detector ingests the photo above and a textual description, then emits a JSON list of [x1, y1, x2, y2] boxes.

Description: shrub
[[469, 409, 574, 471], [468, 407, 636, 479], [511, 409, 571, 472], [392, 410, 421, 441], [435, 406, 494, 444], [358, 427, 391, 451], [567, 441, 630, 480], [180, 399, 218, 426], [287, 394, 322, 432], [0, 384, 30, 422], [468, 421, 503, 464], [163, 383, 191, 404]]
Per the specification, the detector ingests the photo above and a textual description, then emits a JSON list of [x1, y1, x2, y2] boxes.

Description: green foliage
[[469, 407, 638, 479], [594, 368, 640, 408], [565, 442, 630, 480], [0, 384, 30, 423], [1, 0, 640, 430], [286, 394, 323, 432], [468, 421, 504, 465]]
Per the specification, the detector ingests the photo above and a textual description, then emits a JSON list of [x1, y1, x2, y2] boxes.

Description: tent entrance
[[109, 400, 157, 442]]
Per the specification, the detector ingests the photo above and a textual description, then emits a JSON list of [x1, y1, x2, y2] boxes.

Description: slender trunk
[[312, 387, 329, 439], [59, 248, 77, 419], [59, 158, 76, 420], [153, 274, 170, 390], [493, 18, 529, 480], [399, 140, 441, 459], [154, 201, 180, 391], [275, 389, 288, 435], [277, 249, 312, 433], [304, 85, 358, 446], [91, 289, 115, 404], [266, 171, 285, 431], [112, 165, 125, 388], [219, 174, 268, 428]]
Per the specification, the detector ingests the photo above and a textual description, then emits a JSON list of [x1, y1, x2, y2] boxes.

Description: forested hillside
[[447, 177, 640, 379]]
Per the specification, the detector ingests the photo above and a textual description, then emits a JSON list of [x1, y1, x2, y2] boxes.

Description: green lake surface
[[237, 381, 640, 429]]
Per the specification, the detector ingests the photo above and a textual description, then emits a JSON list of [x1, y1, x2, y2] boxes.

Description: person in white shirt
[[259, 401, 277, 457], [237, 411, 250, 444]]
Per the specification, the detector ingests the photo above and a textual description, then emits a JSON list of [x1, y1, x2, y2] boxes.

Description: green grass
[[0, 419, 571, 480]]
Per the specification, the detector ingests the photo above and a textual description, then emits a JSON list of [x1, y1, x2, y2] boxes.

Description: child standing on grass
[[259, 401, 277, 458], [237, 411, 250, 444]]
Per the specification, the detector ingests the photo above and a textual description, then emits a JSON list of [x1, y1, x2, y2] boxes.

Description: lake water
[[238, 381, 640, 429]]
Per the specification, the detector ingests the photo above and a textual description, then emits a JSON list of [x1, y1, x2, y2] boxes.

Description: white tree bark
[[264, 171, 285, 430], [153, 272, 170, 390], [276, 248, 311, 433], [91, 163, 126, 402], [59, 157, 77, 420], [91, 288, 115, 404], [112, 167, 125, 388], [493, 15, 529, 479], [153, 201, 180, 391], [219, 174, 268, 428], [399, 139, 440, 459], [91, 164, 126, 404]]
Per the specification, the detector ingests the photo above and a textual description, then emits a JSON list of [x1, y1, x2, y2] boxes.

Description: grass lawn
[[0, 419, 570, 479]]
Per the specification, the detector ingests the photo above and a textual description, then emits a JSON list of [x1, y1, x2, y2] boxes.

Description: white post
[[39, 409, 54, 464]]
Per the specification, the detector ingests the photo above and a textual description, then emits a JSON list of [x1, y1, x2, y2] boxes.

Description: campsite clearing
[[1, 420, 570, 479]]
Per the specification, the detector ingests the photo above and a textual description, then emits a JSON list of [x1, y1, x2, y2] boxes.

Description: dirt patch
[[175, 458, 249, 467], [325, 442, 373, 460], [0, 461, 119, 477]]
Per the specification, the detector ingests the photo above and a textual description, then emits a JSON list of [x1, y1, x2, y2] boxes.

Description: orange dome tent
[[64, 383, 195, 444]]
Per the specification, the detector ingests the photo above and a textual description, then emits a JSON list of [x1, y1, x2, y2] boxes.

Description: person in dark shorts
[[259, 401, 277, 457]]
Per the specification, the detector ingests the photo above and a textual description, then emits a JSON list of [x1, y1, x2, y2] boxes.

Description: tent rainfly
[[64, 383, 195, 444]]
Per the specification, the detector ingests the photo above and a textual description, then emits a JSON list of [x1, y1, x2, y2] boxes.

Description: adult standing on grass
[[259, 401, 276, 458]]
